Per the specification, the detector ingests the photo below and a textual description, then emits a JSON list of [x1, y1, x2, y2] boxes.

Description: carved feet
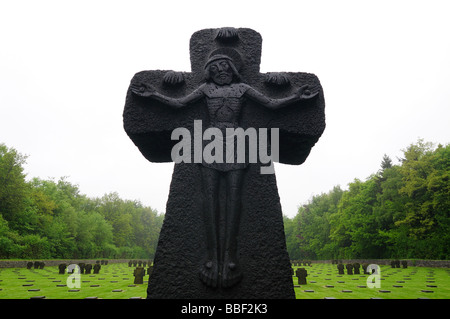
[[221, 260, 243, 288], [199, 259, 242, 288], [199, 260, 219, 288]]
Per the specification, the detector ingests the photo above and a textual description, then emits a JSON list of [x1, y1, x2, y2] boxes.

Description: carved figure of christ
[[131, 55, 317, 288]]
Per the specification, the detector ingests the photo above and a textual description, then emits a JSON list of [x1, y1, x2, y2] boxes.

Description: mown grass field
[[0, 262, 147, 299], [0, 262, 449, 299], [293, 263, 450, 299]]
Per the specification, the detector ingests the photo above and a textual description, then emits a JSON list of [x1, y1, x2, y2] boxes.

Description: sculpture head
[[204, 54, 241, 85]]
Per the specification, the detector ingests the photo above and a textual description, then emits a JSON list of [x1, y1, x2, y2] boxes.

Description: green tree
[[380, 154, 393, 171], [287, 139, 449, 260], [285, 186, 343, 260], [394, 141, 450, 258], [0, 142, 164, 259], [328, 178, 384, 258], [0, 144, 29, 228], [283, 214, 302, 260], [73, 210, 114, 258], [0, 214, 22, 258], [19, 234, 51, 259]]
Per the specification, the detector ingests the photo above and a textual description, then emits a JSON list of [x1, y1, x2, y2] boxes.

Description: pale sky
[[1, 0, 449, 218]]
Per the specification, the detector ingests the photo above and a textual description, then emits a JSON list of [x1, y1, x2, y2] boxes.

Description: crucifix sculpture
[[123, 28, 325, 298]]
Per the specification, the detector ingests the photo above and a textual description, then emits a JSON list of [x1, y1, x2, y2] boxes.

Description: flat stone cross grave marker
[[0, 262, 145, 298], [423, 270, 437, 293], [294, 263, 373, 293]]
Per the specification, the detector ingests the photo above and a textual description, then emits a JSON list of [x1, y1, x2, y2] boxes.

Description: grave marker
[[85, 264, 93, 274], [353, 263, 360, 275], [337, 264, 345, 275], [134, 267, 145, 285], [296, 268, 308, 285], [93, 264, 101, 274], [346, 264, 353, 275]]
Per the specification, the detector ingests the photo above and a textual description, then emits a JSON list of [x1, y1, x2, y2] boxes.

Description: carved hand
[[130, 82, 155, 97], [296, 84, 319, 100]]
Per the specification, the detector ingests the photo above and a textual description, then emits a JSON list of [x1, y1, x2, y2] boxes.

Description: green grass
[[292, 263, 450, 299], [0, 262, 449, 299], [0, 263, 147, 299]]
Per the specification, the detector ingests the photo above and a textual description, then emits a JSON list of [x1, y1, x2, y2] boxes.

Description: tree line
[[284, 139, 449, 260], [0, 143, 164, 259], [2, 140, 448, 261]]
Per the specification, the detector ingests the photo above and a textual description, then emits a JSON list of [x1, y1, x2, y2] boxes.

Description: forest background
[[1, 139, 448, 260]]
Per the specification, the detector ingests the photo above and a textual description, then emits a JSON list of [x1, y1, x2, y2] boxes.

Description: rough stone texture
[[144, 162, 295, 298], [123, 28, 325, 165], [123, 28, 326, 299]]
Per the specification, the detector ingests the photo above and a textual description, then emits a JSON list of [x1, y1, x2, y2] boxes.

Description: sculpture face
[[209, 59, 233, 85]]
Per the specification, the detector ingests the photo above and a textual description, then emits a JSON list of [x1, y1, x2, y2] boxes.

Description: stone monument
[[346, 263, 354, 275], [93, 263, 101, 274], [134, 267, 145, 285], [58, 263, 67, 275], [337, 263, 345, 275], [84, 264, 92, 274], [123, 27, 325, 298], [296, 268, 308, 285], [353, 262, 361, 274], [362, 263, 369, 274]]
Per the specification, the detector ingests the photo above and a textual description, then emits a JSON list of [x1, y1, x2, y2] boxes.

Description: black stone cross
[[123, 27, 325, 299]]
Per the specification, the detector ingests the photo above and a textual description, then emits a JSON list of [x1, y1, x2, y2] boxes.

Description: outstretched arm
[[244, 84, 318, 110], [130, 82, 205, 109]]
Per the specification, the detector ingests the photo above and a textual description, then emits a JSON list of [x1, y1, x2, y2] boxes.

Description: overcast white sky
[[1, 0, 449, 218]]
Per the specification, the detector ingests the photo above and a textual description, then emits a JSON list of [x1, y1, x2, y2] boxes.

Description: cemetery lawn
[[0, 262, 449, 299], [293, 263, 450, 299], [0, 263, 147, 299]]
